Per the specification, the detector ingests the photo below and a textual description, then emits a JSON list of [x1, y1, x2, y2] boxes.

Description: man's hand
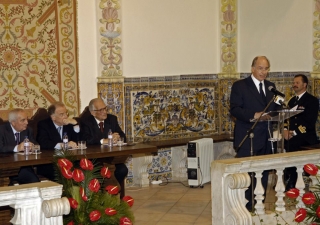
[[283, 130, 294, 140], [254, 112, 271, 121], [68, 141, 77, 148], [63, 118, 78, 125], [17, 142, 34, 152]]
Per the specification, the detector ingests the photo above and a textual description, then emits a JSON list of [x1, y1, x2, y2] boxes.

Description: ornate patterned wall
[[0, 0, 80, 119]]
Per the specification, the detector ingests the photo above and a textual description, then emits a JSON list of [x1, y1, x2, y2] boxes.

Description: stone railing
[[211, 149, 320, 225], [0, 181, 69, 225]]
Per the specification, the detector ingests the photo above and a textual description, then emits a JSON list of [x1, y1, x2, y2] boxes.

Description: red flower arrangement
[[53, 150, 134, 225], [285, 163, 320, 224]]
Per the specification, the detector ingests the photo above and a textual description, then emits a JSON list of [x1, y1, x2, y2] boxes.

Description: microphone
[[268, 86, 285, 97], [274, 95, 286, 107]]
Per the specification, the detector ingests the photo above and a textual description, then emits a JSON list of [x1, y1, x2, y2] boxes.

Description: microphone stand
[[235, 95, 276, 213]]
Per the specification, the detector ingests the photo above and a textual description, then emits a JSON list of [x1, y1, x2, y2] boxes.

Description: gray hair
[[88, 98, 102, 111], [8, 108, 24, 122]]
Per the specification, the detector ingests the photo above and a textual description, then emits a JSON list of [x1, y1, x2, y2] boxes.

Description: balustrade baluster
[[275, 168, 285, 211]]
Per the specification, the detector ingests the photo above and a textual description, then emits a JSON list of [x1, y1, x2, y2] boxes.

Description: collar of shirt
[[94, 117, 104, 126], [296, 91, 306, 99], [251, 74, 265, 93], [10, 124, 19, 134]]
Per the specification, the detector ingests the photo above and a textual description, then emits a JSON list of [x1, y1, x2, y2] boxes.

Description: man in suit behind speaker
[[80, 98, 128, 189], [283, 74, 319, 191], [230, 56, 281, 211]]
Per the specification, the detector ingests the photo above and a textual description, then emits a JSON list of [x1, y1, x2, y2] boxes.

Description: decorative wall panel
[[0, 0, 80, 119]]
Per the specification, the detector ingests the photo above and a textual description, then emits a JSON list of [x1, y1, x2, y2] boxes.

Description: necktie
[[259, 82, 266, 104], [15, 132, 20, 145], [99, 122, 104, 133], [294, 96, 299, 105], [57, 126, 62, 139]]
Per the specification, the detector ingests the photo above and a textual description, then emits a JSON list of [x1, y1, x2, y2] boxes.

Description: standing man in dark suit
[[230, 56, 281, 211], [36, 102, 80, 180], [0, 108, 40, 184], [283, 74, 319, 190], [80, 98, 128, 187]]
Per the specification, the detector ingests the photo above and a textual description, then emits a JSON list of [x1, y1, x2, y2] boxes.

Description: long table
[[0, 143, 158, 197]]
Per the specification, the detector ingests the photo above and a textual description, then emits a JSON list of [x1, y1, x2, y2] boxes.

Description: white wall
[[77, 0, 98, 110], [122, 0, 219, 77], [77, 0, 313, 110], [238, 0, 313, 72]]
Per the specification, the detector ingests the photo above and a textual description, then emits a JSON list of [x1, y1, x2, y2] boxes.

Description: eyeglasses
[[93, 106, 107, 112]]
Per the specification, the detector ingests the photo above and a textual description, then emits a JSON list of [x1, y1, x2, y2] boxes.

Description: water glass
[[117, 137, 124, 147], [33, 145, 41, 154], [78, 141, 86, 149]]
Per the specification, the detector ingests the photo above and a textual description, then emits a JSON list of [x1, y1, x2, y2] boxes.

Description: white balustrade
[[211, 149, 320, 225], [132, 153, 154, 187], [0, 181, 69, 225]]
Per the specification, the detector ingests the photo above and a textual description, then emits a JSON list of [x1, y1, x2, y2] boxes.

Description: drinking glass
[[78, 141, 86, 149], [33, 145, 41, 154], [117, 137, 124, 147]]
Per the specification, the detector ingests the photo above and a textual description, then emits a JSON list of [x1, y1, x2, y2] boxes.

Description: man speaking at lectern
[[283, 74, 319, 191], [230, 56, 281, 211]]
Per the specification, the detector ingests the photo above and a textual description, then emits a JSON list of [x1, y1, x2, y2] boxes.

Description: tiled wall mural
[[124, 73, 320, 143], [0, 0, 80, 118], [125, 75, 220, 143]]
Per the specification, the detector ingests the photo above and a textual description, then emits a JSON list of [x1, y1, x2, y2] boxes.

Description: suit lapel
[[6, 123, 16, 144], [245, 77, 266, 105]]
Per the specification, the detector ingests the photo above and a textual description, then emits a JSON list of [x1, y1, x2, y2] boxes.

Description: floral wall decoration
[[99, 0, 122, 77], [0, 0, 80, 119]]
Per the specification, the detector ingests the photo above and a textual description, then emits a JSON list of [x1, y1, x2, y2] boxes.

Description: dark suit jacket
[[0, 122, 36, 153], [80, 114, 126, 145], [36, 117, 80, 150], [284, 92, 319, 151], [230, 76, 281, 156]]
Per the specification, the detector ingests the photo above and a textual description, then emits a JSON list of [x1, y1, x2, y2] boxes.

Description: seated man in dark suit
[[80, 98, 128, 186], [36, 102, 80, 180], [0, 108, 40, 184]]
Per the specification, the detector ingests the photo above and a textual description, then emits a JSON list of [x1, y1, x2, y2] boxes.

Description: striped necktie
[[15, 132, 20, 145]]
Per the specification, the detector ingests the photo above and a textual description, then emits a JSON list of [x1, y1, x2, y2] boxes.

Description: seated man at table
[[80, 98, 128, 185], [36, 102, 80, 180], [0, 108, 40, 184]]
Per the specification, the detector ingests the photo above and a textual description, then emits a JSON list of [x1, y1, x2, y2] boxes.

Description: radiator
[[187, 138, 214, 187]]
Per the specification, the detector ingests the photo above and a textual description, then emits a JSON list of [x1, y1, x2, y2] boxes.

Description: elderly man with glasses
[[80, 98, 128, 194]]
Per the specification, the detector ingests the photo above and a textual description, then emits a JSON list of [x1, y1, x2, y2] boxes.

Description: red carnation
[[105, 207, 117, 215], [80, 186, 88, 201], [89, 210, 101, 222], [58, 158, 73, 170], [123, 196, 134, 207], [73, 168, 85, 182], [119, 217, 132, 225], [89, 179, 100, 192], [68, 198, 78, 209], [302, 192, 316, 205], [61, 167, 73, 179], [295, 208, 307, 222], [285, 188, 299, 199], [105, 185, 119, 195], [66, 221, 74, 225], [80, 158, 93, 171], [304, 164, 319, 176], [101, 167, 111, 178]]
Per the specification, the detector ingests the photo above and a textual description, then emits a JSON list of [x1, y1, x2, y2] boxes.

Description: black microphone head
[[268, 86, 275, 91]]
